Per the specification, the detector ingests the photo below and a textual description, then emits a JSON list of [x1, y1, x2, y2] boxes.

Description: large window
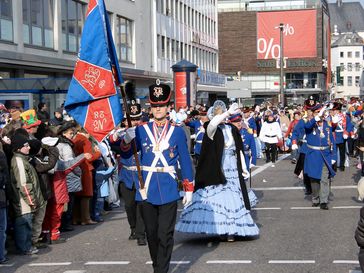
[[348, 76, 352, 86], [23, 0, 54, 48], [61, 0, 85, 52], [0, 0, 13, 41], [117, 16, 133, 63]]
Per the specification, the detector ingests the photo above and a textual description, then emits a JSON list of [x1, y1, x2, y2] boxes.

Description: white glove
[[318, 106, 327, 117], [291, 144, 298, 150], [253, 133, 257, 138], [124, 127, 136, 144], [227, 103, 241, 116], [331, 160, 336, 165], [182, 192, 193, 208], [343, 134, 348, 139]]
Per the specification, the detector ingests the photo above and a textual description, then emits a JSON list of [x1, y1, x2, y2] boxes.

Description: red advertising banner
[[257, 10, 317, 59], [174, 72, 188, 109]]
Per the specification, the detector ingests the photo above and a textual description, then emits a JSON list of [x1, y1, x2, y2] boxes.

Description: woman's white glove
[[182, 192, 193, 208], [124, 127, 136, 144], [228, 103, 241, 116]]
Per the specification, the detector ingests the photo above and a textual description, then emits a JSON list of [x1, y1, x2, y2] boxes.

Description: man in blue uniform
[[111, 100, 146, 246], [304, 104, 336, 210], [122, 82, 194, 273], [292, 99, 315, 195], [193, 111, 208, 165]]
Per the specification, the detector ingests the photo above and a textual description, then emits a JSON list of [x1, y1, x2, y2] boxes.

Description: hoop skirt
[[176, 147, 259, 236]]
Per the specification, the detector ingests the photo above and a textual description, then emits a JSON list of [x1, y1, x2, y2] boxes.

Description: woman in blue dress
[[176, 101, 259, 242]]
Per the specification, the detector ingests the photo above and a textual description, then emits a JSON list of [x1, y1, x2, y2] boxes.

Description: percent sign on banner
[[256, 10, 317, 60]]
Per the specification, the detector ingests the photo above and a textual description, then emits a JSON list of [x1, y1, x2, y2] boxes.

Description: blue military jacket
[[304, 118, 336, 180], [240, 128, 257, 169], [291, 119, 308, 154], [246, 117, 257, 133], [126, 121, 194, 205], [186, 119, 202, 134], [194, 127, 204, 155], [119, 145, 141, 190]]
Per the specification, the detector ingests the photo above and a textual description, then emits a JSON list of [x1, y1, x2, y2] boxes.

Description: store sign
[[257, 10, 317, 59], [257, 59, 318, 68]]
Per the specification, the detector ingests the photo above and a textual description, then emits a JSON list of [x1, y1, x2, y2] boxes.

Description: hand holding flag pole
[[120, 84, 146, 200]]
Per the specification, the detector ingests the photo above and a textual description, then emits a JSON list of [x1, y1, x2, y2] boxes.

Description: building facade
[[331, 32, 364, 98], [218, 0, 331, 105], [0, 0, 223, 114]]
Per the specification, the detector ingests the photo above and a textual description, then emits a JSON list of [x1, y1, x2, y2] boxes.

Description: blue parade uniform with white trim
[[129, 121, 194, 205], [119, 132, 141, 190], [194, 127, 204, 156], [186, 119, 202, 134], [240, 127, 258, 207], [292, 119, 308, 154], [241, 128, 257, 168], [304, 118, 336, 180]]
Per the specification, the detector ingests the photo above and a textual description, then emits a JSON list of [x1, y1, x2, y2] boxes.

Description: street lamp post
[[279, 23, 285, 107]]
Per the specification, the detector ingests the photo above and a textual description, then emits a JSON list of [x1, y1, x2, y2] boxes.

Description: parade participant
[[193, 111, 209, 165], [229, 113, 258, 207], [286, 111, 302, 164], [176, 101, 259, 242], [243, 107, 257, 137], [304, 105, 336, 210], [121, 82, 194, 273], [292, 98, 315, 196], [331, 102, 348, 171], [110, 100, 146, 246], [259, 110, 283, 166]]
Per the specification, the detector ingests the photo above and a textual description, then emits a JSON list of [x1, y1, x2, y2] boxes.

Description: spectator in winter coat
[[41, 136, 88, 244], [57, 121, 82, 232], [355, 207, 364, 271], [0, 142, 10, 263], [72, 127, 101, 225], [9, 134, 43, 255], [29, 138, 59, 248], [49, 108, 63, 126]]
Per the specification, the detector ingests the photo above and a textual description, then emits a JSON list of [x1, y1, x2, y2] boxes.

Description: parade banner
[[257, 10, 317, 59], [175, 72, 188, 109], [65, 0, 123, 142]]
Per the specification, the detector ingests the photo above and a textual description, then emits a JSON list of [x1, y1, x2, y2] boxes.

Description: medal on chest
[[169, 147, 174, 158], [152, 121, 169, 153]]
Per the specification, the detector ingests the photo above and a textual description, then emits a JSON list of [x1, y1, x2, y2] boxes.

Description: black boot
[[128, 229, 137, 240], [137, 237, 147, 246]]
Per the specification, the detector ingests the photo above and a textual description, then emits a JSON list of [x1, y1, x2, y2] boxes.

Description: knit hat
[[20, 109, 41, 129], [29, 139, 42, 156], [11, 134, 29, 152], [58, 121, 77, 135]]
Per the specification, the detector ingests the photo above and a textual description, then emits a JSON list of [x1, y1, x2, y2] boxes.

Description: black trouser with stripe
[[140, 200, 177, 273], [119, 182, 145, 239], [336, 142, 346, 169]]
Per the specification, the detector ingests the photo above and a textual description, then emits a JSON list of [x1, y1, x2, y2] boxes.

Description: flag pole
[[120, 84, 146, 199]]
